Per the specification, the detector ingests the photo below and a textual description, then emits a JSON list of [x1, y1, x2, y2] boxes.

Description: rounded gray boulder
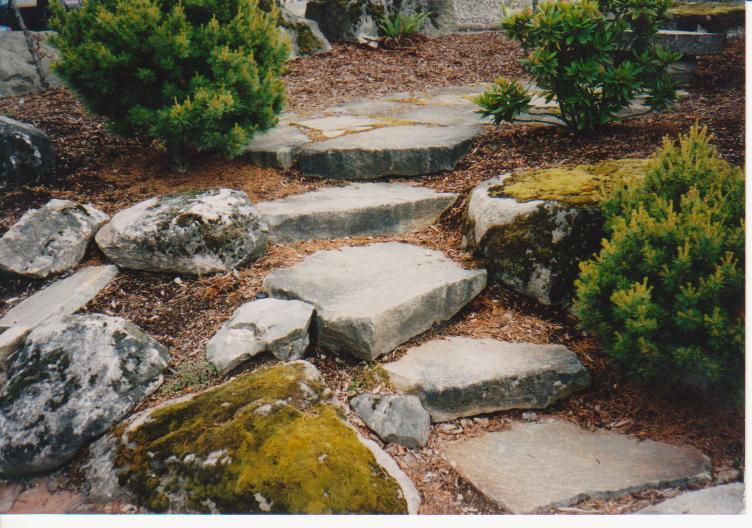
[[95, 189, 268, 275]]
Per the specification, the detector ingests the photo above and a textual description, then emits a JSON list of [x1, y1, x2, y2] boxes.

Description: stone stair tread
[[383, 337, 591, 422], [262, 243, 486, 360], [255, 182, 458, 243], [443, 418, 711, 514]]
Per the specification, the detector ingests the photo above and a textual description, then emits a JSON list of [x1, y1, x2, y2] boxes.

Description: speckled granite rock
[[0, 116, 55, 189]]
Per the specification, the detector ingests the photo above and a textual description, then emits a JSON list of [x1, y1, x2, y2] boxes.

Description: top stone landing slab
[[243, 85, 491, 179]]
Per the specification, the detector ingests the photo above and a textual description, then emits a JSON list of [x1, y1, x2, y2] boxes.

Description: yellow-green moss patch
[[117, 362, 408, 514], [668, 2, 745, 32], [494, 159, 650, 205], [669, 2, 744, 17]]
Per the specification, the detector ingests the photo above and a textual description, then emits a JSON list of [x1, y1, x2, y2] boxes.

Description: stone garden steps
[[256, 182, 458, 243], [444, 418, 712, 514]]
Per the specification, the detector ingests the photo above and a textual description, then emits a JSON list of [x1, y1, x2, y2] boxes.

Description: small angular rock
[[0, 199, 108, 278], [263, 243, 486, 360], [350, 393, 430, 448], [443, 418, 711, 514], [0, 115, 56, 188], [384, 337, 590, 421], [206, 298, 315, 374], [95, 189, 268, 275], [0, 314, 169, 478]]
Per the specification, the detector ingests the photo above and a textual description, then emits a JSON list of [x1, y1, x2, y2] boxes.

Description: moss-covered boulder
[[464, 160, 649, 306], [667, 2, 745, 35], [112, 361, 420, 514], [260, 0, 332, 57]]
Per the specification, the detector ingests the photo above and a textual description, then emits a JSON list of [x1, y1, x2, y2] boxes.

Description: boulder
[[95, 189, 268, 275], [0, 32, 60, 97], [0, 199, 107, 278], [0, 314, 169, 478], [263, 242, 487, 360], [453, 0, 530, 30], [464, 160, 648, 305], [305, 0, 455, 43], [350, 393, 430, 448], [298, 125, 479, 180], [443, 418, 712, 514], [206, 298, 315, 374], [384, 337, 591, 422], [256, 182, 458, 243], [109, 361, 419, 513], [0, 115, 56, 189], [638, 482, 745, 514]]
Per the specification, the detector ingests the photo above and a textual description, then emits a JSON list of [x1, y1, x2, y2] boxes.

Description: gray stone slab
[[384, 337, 590, 422], [656, 29, 725, 56], [256, 182, 458, 243], [298, 125, 480, 180], [444, 418, 712, 514], [293, 115, 380, 133], [399, 105, 489, 127], [0, 265, 119, 331], [350, 393, 430, 449], [243, 125, 312, 169], [638, 483, 745, 515], [263, 243, 487, 360]]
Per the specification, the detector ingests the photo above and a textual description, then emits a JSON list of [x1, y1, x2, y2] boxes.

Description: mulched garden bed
[[0, 32, 744, 515]]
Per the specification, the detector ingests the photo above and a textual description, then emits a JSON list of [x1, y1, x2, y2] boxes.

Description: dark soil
[[0, 32, 744, 515]]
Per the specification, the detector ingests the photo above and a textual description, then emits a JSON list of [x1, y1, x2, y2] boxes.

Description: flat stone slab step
[[262, 243, 487, 360], [0, 265, 118, 332], [383, 337, 590, 422], [637, 483, 745, 515], [443, 418, 711, 514], [256, 183, 458, 243]]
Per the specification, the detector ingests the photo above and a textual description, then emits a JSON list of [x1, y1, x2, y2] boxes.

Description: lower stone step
[[383, 337, 591, 422], [637, 482, 745, 515], [444, 418, 711, 514], [256, 183, 458, 243]]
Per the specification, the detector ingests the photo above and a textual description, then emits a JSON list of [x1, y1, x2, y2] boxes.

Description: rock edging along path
[[443, 418, 711, 514], [256, 182, 458, 243], [263, 242, 487, 360]]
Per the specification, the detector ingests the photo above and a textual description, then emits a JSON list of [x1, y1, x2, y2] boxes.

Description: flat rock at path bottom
[[263, 243, 486, 360], [443, 418, 711, 514], [637, 483, 745, 515], [0, 265, 119, 332], [384, 337, 591, 422], [297, 125, 480, 180], [256, 182, 458, 243]]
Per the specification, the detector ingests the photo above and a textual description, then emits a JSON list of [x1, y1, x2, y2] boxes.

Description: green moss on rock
[[116, 362, 408, 514], [493, 159, 650, 205], [668, 2, 745, 33]]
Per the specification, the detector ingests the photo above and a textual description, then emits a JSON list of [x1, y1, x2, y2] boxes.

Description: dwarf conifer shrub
[[51, 0, 289, 171], [574, 126, 744, 398], [476, 0, 680, 131]]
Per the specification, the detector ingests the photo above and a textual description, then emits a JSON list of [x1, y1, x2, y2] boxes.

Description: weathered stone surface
[[384, 337, 590, 422], [263, 242, 486, 360], [351, 393, 430, 448], [0, 199, 108, 278], [95, 189, 268, 275], [243, 125, 312, 169], [453, 0, 532, 30], [0, 32, 60, 97], [464, 160, 648, 305], [298, 125, 479, 179], [0, 326, 30, 371], [656, 29, 725, 56], [0, 115, 56, 189], [0, 314, 169, 478], [0, 265, 119, 332], [444, 418, 712, 514], [667, 2, 745, 35], [110, 361, 419, 513], [206, 298, 315, 374], [256, 182, 458, 243], [638, 483, 745, 514], [277, 3, 332, 57]]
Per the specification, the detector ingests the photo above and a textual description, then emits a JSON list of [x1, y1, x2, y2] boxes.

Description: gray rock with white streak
[[0, 199, 108, 278], [0, 314, 169, 478], [206, 298, 315, 374], [350, 393, 430, 448], [0, 115, 56, 188], [95, 189, 268, 275]]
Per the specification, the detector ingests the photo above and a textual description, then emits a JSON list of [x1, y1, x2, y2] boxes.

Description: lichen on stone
[[491, 158, 650, 205], [116, 362, 408, 514]]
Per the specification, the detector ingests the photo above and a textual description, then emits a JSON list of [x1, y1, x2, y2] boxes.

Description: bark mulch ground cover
[[0, 33, 744, 515]]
